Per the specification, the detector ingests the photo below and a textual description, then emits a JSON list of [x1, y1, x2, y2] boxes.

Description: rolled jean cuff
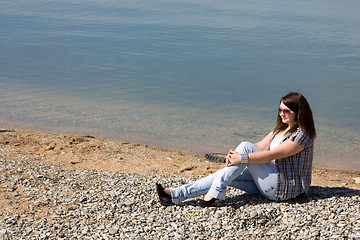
[[207, 187, 226, 200], [170, 188, 183, 204]]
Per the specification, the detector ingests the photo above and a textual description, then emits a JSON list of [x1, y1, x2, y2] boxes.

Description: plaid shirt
[[273, 128, 314, 200]]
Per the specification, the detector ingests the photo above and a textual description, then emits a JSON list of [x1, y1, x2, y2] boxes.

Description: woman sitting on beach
[[156, 92, 316, 207]]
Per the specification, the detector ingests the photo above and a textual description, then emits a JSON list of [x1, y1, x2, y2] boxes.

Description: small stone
[[353, 177, 360, 184], [223, 225, 232, 230], [250, 211, 258, 218], [108, 227, 118, 235], [98, 224, 105, 230], [12, 192, 20, 197], [82, 227, 89, 234], [311, 230, 320, 237]]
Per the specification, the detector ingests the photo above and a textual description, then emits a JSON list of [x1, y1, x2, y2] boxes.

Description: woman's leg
[[247, 162, 278, 200], [171, 164, 251, 204], [229, 142, 279, 201], [171, 141, 279, 204], [170, 174, 216, 204], [171, 142, 258, 204]]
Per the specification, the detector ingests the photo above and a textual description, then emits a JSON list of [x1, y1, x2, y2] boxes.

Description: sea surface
[[1, 0, 359, 170]]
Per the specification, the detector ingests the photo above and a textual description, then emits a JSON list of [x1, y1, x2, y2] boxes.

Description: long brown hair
[[274, 92, 316, 139]]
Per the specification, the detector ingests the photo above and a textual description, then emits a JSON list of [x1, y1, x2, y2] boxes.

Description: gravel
[[1, 156, 359, 239]]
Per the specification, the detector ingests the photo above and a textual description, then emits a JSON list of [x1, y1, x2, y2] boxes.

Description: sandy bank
[[0, 127, 359, 190]]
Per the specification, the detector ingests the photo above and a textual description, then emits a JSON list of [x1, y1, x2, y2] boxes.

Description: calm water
[[1, 0, 359, 169]]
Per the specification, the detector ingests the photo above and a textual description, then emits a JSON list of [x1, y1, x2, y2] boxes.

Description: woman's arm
[[225, 131, 273, 167], [254, 131, 274, 151], [226, 139, 304, 166]]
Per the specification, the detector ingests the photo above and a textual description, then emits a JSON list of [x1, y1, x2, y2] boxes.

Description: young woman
[[156, 92, 316, 207]]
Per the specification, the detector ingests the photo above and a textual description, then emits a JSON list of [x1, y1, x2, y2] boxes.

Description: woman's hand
[[226, 150, 242, 166]]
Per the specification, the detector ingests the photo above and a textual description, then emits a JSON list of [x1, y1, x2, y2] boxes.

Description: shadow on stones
[[163, 186, 360, 208], [300, 185, 360, 202], [224, 186, 360, 208]]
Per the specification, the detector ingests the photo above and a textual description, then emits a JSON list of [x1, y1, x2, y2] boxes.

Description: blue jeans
[[171, 142, 279, 203]]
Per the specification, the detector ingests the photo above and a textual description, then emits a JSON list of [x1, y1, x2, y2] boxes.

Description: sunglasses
[[278, 108, 292, 115]]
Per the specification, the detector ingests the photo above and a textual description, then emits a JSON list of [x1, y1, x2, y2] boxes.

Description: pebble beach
[[1, 128, 360, 239]]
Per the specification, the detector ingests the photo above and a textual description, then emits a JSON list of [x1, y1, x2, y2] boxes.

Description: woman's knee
[[235, 141, 257, 154]]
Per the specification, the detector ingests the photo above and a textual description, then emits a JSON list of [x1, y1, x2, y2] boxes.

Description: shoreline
[[0, 127, 359, 189], [0, 116, 359, 171]]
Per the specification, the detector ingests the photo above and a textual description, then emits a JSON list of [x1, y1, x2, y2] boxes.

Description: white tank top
[[269, 134, 283, 163], [270, 134, 282, 150]]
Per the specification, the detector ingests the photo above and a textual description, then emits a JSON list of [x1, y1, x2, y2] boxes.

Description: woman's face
[[279, 102, 296, 126]]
